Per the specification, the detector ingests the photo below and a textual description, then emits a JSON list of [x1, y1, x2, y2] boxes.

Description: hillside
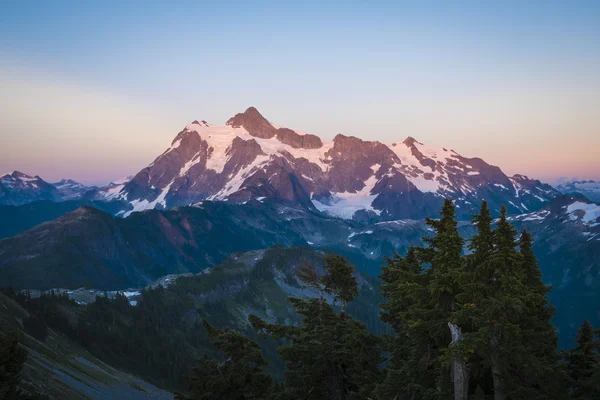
[[2, 246, 386, 393]]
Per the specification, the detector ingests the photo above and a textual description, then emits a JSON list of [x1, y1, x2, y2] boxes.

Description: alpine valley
[[1, 108, 599, 399]]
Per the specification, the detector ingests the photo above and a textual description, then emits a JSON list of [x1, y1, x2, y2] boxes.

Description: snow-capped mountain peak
[[116, 108, 558, 219], [0, 171, 60, 205], [51, 179, 95, 200]]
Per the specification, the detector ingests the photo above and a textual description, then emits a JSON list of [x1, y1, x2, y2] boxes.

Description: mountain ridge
[[112, 107, 557, 219], [1, 194, 597, 346]]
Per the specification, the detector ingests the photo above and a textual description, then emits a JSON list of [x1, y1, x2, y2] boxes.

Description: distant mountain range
[[1, 108, 560, 220], [0, 199, 131, 239], [1, 194, 597, 346], [0, 108, 598, 349], [0, 171, 62, 205], [554, 179, 600, 202], [0, 171, 133, 206]]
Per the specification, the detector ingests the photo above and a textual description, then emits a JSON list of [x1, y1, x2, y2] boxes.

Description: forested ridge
[[2, 200, 599, 399]]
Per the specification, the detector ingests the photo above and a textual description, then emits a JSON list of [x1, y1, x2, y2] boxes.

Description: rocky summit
[[114, 107, 557, 219], [0, 171, 61, 205]]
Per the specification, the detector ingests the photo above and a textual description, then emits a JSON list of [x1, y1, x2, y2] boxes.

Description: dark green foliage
[[76, 287, 200, 389], [378, 200, 568, 399], [22, 313, 47, 341], [4, 290, 77, 340], [562, 320, 600, 399], [473, 385, 487, 400], [250, 256, 382, 400], [0, 329, 48, 400], [2, 247, 387, 393], [1, 203, 594, 399], [176, 321, 275, 400], [321, 254, 359, 316], [0, 330, 27, 400], [377, 245, 434, 399]]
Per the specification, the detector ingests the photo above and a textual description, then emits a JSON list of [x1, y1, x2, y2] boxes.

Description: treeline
[[2, 246, 389, 392], [176, 200, 600, 400], [2, 285, 207, 390]]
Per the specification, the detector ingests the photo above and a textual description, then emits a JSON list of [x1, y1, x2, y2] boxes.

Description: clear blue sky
[[1, 1, 599, 184]]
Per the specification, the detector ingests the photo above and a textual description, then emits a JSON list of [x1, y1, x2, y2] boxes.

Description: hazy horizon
[[1, 1, 599, 185]]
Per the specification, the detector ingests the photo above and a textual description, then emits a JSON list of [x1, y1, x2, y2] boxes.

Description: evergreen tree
[[296, 260, 325, 304], [422, 199, 467, 399], [456, 205, 565, 399], [0, 330, 27, 400], [378, 201, 564, 399], [250, 254, 381, 400], [563, 320, 600, 399], [474, 206, 524, 399], [377, 247, 432, 399], [378, 199, 469, 400], [176, 320, 274, 400], [513, 228, 564, 397], [321, 254, 359, 317], [455, 201, 495, 396]]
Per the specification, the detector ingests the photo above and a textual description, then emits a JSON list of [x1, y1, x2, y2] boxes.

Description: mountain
[[1, 196, 597, 346], [506, 194, 600, 345], [0, 199, 132, 239], [52, 178, 96, 200], [0, 200, 455, 291], [83, 176, 133, 204], [0, 171, 61, 205], [113, 107, 557, 219], [0, 202, 320, 290], [0, 172, 134, 209], [555, 179, 600, 202]]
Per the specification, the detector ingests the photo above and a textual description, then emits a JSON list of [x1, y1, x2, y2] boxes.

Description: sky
[[0, 1, 599, 185]]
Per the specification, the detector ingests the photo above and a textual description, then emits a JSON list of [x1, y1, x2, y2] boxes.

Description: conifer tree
[[421, 199, 467, 399], [514, 228, 564, 396], [478, 206, 523, 400], [377, 247, 431, 399], [296, 260, 325, 304], [378, 199, 469, 399], [455, 201, 496, 397], [176, 320, 274, 400], [250, 254, 381, 400], [0, 330, 27, 400], [321, 254, 359, 317], [564, 320, 600, 399], [456, 205, 565, 399]]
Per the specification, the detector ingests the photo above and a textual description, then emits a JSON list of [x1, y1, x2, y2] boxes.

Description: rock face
[[113, 107, 558, 219], [0, 171, 61, 205]]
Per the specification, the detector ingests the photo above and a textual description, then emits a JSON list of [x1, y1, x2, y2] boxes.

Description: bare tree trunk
[[448, 322, 469, 400], [490, 325, 505, 400], [490, 356, 505, 400]]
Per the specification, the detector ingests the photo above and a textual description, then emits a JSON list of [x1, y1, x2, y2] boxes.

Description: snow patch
[[312, 174, 381, 219], [566, 201, 600, 223]]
